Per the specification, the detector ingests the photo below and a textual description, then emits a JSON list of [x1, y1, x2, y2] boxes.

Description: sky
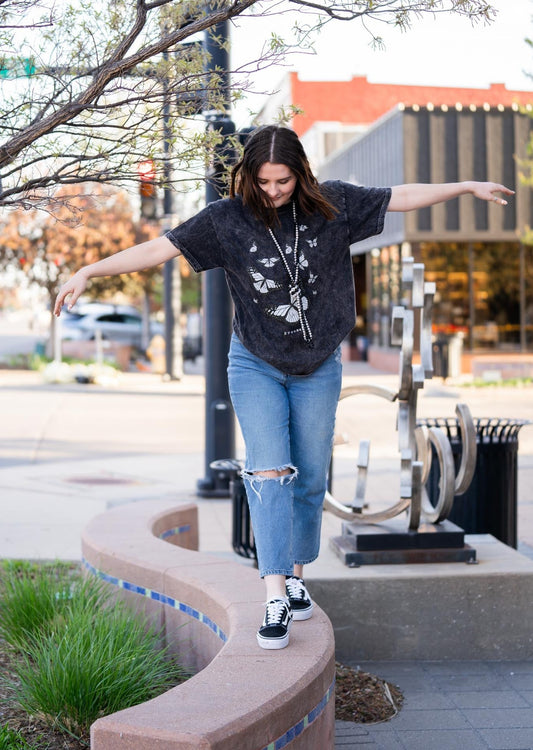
[[228, 0, 533, 125]]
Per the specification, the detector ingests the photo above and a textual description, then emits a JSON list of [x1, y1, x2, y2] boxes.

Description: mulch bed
[[335, 660, 404, 724]]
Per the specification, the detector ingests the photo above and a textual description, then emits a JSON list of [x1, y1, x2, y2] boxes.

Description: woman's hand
[[54, 269, 89, 316], [469, 181, 515, 206]]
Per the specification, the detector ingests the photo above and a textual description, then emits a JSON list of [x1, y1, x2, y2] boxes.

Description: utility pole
[[196, 20, 236, 498], [162, 51, 183, 381]]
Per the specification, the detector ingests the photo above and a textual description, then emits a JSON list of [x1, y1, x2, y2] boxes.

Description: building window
[[368, 241, 532, 354], [369, 245, 401, 347], [421, 241, 529, 351], [421, 242, 469, 338], [471, 242, 520, 349]]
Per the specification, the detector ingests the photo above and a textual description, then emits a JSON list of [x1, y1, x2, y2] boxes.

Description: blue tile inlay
[[122, 580, 147, 595], [261, 678, 335, 750], [82, 558, 227, 643], [159, 524, 191, 540]]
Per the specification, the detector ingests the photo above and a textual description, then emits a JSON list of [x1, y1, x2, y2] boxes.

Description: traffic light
[[137, 160, 158, 220]]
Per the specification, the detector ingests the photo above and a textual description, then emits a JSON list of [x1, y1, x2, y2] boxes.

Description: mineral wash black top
[[166, 181, 391, 375]]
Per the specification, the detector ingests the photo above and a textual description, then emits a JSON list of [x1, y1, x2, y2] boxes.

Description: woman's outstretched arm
[[387, 181, 514, 212], [54, 236, 179, 316]]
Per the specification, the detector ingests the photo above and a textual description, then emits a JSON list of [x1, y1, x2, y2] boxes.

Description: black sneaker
[[285, 576, 313, 621], [257, 597, 292, 650]]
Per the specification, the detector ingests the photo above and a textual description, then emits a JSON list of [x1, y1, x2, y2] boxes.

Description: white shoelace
[[286, 577, 307, 601], [264, 598, 288, 625]]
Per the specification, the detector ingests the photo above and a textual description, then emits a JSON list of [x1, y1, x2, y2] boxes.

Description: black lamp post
[[196, 20, 237, 497]]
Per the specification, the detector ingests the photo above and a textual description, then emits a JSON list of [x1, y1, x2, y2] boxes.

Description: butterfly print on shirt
[[297, 253, 309, 271], [247, 221, 318, 340], [249, 269, 279, 294], [259, 257, 280, 268], [268, 295, 309, 324]]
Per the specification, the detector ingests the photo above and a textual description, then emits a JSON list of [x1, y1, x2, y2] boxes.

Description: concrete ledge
[[367, 345, 400, 374], [471, 354, 533, 381], [307, 533, 533, 662], [82, 499, 336, 750]]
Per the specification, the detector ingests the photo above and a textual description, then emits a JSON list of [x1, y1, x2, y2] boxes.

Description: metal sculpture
[[324, 256, 477, 541]]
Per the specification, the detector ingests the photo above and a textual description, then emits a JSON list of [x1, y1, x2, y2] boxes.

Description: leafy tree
[[0, 185, 161, 347], [0, 0, 495, 214]]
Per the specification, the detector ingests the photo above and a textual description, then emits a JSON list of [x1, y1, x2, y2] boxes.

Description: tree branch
[[0, 0, 498, 213], [0, 0, 258, 169], [287, 0, 494, 23]]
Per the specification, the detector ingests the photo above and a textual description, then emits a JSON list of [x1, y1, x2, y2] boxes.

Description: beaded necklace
[[267, 201, 313, 344]]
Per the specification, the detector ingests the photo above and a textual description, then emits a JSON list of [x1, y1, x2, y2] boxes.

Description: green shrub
[[12, 604, 185, 739], [29, 353, 121, 371], [2, 354, 30, 370]]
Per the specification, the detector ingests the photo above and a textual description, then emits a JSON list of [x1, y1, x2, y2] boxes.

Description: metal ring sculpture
[[324, 257, 477, 532]]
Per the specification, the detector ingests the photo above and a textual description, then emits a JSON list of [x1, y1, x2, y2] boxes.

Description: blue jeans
[[227, 334, 342, 578]]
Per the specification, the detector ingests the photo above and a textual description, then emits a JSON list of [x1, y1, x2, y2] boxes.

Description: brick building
[[260, 72, 533, 169]]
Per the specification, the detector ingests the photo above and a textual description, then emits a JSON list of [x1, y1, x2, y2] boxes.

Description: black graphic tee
[[165, 181, 391, 375]]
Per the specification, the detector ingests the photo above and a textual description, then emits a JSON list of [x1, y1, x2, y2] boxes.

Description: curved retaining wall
[[82, 499, 336, 749]]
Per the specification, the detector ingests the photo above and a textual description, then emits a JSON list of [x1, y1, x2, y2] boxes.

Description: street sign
[[0, 57, 36, 78]]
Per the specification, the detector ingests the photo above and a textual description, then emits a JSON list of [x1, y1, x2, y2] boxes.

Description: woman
[[54, 125, 512, 650]]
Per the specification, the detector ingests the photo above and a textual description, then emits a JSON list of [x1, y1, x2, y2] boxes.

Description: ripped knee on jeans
[[250, 467, 293, 479], [242, 465, 297, 499], [244, 463, 297, 480]]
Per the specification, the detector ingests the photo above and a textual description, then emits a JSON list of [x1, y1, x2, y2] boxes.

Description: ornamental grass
[[0, 561, 105, 652], [0, 723, 34, 750], [0, 562, 187, 743]]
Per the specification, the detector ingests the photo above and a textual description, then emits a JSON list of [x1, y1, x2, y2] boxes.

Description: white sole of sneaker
[[292, 605, 313, 621], [256, 633, 290, 649]]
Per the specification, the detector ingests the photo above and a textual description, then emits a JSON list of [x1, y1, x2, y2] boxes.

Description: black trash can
[[420, 418, 529, 548], [432, 334, 464, 379], [210, 459, 256, 561], [231, 474, 257, 561], [432, 337, 449, 378]]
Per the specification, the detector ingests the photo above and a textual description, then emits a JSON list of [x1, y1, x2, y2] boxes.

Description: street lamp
[[196, 20, 236, 498]]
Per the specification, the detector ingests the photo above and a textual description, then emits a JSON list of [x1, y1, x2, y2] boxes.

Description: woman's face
[[256, 162, 297, 208]]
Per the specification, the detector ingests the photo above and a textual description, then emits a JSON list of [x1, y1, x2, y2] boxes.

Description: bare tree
[[0, 0, 495, 214]]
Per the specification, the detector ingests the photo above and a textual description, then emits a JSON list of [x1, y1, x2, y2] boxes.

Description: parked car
[[60, 303, 163, 351]]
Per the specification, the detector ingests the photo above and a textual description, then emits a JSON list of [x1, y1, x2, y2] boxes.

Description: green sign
[[0, 58, 36, 78]]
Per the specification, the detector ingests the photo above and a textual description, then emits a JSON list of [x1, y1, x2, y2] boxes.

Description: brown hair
[[229, 125, 337, 227]]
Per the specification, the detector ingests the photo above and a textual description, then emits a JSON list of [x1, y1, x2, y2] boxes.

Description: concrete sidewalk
[[335, 659, 533, 749], [1, 363, 533, 749]]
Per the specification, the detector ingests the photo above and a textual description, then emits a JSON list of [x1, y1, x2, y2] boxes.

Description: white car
[[61, 303, 163, 350]]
